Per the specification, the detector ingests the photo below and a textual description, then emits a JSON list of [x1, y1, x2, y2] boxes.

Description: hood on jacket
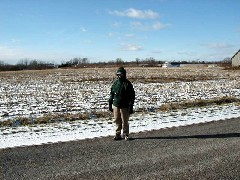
[[116, 67, 126, 77]]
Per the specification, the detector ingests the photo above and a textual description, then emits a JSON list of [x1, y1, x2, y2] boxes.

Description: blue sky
[[0, 0, 239, 64]]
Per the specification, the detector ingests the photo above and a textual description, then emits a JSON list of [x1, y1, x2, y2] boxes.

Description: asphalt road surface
[[1, 117, 240, 180]]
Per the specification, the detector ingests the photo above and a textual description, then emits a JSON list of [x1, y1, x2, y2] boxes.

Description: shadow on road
[[132, 133, 240, 140]]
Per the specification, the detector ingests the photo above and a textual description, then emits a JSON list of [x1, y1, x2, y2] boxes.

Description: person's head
[[116, 66, 126, 79]]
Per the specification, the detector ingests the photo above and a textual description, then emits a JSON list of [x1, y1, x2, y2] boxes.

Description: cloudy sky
[[0, 0, 239, 64]]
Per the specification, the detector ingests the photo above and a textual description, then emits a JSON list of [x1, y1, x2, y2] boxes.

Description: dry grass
[[0, 111, 113, 127], [0, 96, 239, 127], [158, 96, 240, 112]]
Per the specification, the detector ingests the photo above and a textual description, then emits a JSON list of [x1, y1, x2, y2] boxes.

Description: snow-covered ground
[[1, 103, 240, 149], [0, 67, 240, 149], [0, 77, 239, 121]]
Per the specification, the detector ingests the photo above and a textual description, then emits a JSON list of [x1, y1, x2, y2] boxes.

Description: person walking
[[109, 67, 135, 140]]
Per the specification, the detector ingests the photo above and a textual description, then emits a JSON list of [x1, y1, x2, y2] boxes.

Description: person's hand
[[129, 101, 134, 106], [129, 105, 134, 114], [109, 102, 113, 112]]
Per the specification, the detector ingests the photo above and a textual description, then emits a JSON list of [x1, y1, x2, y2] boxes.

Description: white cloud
[[120, 43, 144, 51], [109, 8, 169, 31], [130, 21, 169, 31], [130, 21, 145, 30], [110, 8, 159, 19], [152, 21, 170, 30]]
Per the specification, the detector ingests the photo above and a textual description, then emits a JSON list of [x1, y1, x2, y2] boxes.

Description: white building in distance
[[231, 49, 240, 67]]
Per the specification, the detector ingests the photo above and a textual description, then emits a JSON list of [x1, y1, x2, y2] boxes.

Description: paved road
[[1, 118, 240, 180]]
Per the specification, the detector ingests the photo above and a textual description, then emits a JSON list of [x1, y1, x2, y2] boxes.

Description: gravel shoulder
[[1, 117, 240, 180]]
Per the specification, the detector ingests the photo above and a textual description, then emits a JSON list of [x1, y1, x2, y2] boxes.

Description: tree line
[[0, 57, 231, 71]]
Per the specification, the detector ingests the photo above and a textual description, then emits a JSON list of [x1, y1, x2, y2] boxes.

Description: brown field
[[0, 65, 239, 82]]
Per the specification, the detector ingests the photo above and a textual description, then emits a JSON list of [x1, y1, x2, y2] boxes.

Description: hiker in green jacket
[[109, 67, 135, 140]]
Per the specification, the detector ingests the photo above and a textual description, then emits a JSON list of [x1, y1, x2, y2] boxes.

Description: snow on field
[[0, 67, 240, 149], [0, 76, 239, 121], [0, 103, 240, 149]]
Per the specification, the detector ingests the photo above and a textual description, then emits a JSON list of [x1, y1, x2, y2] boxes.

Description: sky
[[0, 0, 240, 65]]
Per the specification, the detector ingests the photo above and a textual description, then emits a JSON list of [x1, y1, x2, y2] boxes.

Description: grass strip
[[0, 97, 239, 127]]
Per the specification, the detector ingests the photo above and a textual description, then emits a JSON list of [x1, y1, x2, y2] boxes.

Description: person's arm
[[128, 82, 135, 114], [108, 86, 114, 112]]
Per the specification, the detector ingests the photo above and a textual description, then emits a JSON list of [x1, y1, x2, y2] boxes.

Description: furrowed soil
[[1, 117, 240, 180]]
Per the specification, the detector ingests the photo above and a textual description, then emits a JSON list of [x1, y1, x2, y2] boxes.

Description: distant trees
[[0, 59, 55, 71], [221, 57, 231, 63], [16, 59, 55, 70], [0, 56, 233, 71], [59, 57, 89, 68]]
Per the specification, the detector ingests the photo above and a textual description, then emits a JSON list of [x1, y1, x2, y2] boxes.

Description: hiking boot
[[113, 134, 122, 140]]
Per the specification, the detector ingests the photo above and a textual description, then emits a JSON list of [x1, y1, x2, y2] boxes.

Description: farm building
[[231, 49, 240, 67], [162, 62, 181, 68]]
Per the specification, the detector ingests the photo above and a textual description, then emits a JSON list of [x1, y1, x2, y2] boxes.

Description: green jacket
[[109, 78, 135, 108]]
